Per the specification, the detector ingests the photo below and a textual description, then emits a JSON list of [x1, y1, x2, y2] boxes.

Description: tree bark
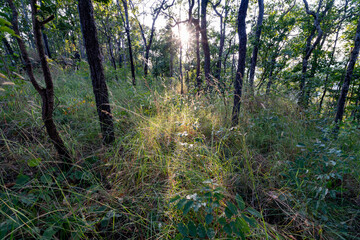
[[200, 0, 211, 88], [248, 0, 264, 94], [231, 0, 249, 126], [334, 17, 360, 124], [119, 0, 136, 85], [212, 0, 229, 89], [7, 0, 71, 166], [78, 0, 115, 144]]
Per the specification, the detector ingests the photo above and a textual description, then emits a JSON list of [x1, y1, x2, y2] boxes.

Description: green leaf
[[230, 220, 242, 237], [40, 227, 57, 240], [176, 198, 187, 209], [197, 224, 206, 238], [236, 194, 245, 210], [218, 217, 227, 225], [205, 214, 213, 225], [206, 227, 215, 239], [15, 174, 30, 186], [28, 157, 42, 167], [247, 208, 262, 218], [170, 195, 180, 203], [182, 200, 194, 215], [0, 26, 16, 36], [223, 223, 232, 236], [225, 207, 233, 219], [227, 201, 238, 215], [236, 217, 250, 234], [0, 18, 11, 26], [177, 223, 188, 236], [187, 221, 197, 237], [242, 214, 257, 228]]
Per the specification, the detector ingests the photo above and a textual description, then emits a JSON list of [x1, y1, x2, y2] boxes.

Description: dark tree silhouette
[[231, 0, 249, 126], [78, 0, 115, 144]]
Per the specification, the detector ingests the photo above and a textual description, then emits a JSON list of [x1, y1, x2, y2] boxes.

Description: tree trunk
[[334, 17, 360, 124], [195, 19, 201, 91], [231, 0, 249, 126], [266, 54, 276, 95], [2, 38, 17, 66], [78, 0, 115, 144], [200, 0, 211, 88], [248, 0, 264, 94], [120, 0, 136, 85], [7, 0, 71, 166]]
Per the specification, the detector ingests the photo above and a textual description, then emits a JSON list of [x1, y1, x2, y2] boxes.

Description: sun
[[173, 25, 191, 47]]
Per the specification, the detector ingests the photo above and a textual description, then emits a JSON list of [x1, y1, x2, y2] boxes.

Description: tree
[[78, 0, 115, 144], [212, 0, 230, 88], [248, 0, 263, 94], [6, 0, 71, 166], [131, 0, 174, 76], [231, 0, 249, 126], [299, 0, 334, 106], [200, 0, 211, 88], [334, 16, 360, 124], [118, 0, 136, 85]]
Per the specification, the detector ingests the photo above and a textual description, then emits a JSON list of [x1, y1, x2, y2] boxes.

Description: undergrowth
[[0, 65, 359, 239]]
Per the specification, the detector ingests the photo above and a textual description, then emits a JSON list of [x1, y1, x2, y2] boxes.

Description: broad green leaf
[[40, 227, 57, 240], [177, 223, 188, 236], [15, 174, 30, 186], [236, 217, 250, 234], [170, 195, 180, 203], [182, 200, 194, 215], [28, 157, 42, 167], [197, 224, 206, 238], [223, 223, 232, 236], [206, 227, 215, 239], [218, 217, 227, 225], [242, 214, 257, 228], [187, 221, 197, 237], [236, 194, 245, 210], [205, 214, 213, 225], [225, 207, 233, 219], [247, 207, 262, 218], [0, 18, 11, 26], [226, 201, 238, 215]]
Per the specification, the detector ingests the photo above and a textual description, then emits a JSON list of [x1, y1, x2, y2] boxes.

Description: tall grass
[[1, 65, 359, 239]]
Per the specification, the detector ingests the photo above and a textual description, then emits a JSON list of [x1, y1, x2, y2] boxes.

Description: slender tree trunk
[[212, 1, 228, 85], [248, 0, 264, 94], [200, 0, 211, 88], [20, 0, 35, 49], [334, 17, 360, 124], [2, 38, 17, 66], [78, 0, 115, 144], [266, 55, 276, 95], [7, 0, 71, 166], [195, 20, 201, 90], [108, 37, 117, 70], [319, 0, 348, 112], [231, 0, 249, 126], [121, 0, 136, 85]]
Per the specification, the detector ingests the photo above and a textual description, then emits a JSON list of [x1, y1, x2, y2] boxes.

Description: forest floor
[[1, 65, 360, 239]]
